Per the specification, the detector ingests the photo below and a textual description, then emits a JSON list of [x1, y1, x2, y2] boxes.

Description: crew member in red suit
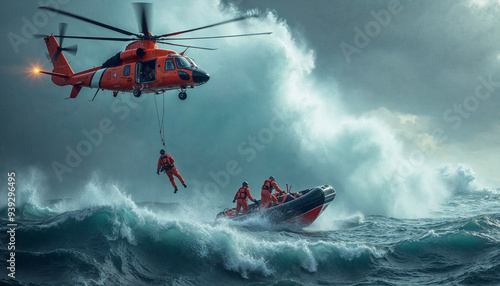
[[157, 149, 186, 193], [259, 176, 285, 210], [233, 181, 256, 215]]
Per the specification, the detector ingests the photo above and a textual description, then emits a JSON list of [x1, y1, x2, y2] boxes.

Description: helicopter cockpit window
[[185, 57, 199, 69], [165, 58, 175, 71], [123, 65, 131, 76], [175, 57, 191, 69]]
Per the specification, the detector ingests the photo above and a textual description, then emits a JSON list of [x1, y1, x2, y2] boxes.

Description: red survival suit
[[259, 179, 285, 210], [233, 186, 256, 215], [157, 153, 185, 190]]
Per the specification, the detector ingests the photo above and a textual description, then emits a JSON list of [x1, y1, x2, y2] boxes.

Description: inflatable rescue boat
[[216, 185, 336, 226]]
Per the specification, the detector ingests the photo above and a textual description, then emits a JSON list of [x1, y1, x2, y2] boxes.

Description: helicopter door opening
[[136, 59, 157, 84]]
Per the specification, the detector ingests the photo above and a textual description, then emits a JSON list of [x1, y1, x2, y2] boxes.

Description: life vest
[[262, 179, 274, 191], [160, 154, 174, 171], [236, 187, 249, 200]]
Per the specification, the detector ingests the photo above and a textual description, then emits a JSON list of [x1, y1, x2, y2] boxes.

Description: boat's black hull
[[216, 185, 336, 226]]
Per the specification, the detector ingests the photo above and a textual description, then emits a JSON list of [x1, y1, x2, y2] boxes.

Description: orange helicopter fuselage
[[42, 35, 210, 98]]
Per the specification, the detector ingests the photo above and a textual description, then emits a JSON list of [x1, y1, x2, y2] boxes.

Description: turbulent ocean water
[[1, 182, 499, 286]]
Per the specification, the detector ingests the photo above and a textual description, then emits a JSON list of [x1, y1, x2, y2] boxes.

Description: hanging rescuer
[[157, 149, 187, 193], [232, 181, 256, 215]]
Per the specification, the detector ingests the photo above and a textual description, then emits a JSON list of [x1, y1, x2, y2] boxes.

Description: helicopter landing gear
[[178, 91, 187, 100], [133, 88, 142, 97]]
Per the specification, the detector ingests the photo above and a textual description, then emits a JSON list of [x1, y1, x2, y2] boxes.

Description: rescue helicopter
[[33, 3, 271, 100]]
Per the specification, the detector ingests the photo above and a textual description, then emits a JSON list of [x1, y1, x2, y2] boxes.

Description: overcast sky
[[1, 0, 498, 217]]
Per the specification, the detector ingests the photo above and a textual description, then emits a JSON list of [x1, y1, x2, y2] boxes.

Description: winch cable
[[154, 92, 166, 150]]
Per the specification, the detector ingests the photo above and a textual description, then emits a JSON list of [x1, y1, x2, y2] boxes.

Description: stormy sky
[[1, 0, 498, 217]]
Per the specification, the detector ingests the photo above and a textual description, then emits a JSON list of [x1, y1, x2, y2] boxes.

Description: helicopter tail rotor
[[52, 23, 78, 61]]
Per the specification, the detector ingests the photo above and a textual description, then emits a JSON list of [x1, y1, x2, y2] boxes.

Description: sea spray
[[440, 163, 493, 194], [2, 174, 499, 285]]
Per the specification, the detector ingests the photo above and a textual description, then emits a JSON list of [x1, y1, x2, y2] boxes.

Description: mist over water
[[229, 9, 481, 219]]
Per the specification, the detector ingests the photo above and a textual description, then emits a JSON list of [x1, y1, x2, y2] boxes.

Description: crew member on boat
[[259, 176, 285, 210], [233, 181, 256, 215]]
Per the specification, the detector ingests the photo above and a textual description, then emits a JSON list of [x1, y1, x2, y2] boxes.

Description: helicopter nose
[[192, 69, 210, 85]]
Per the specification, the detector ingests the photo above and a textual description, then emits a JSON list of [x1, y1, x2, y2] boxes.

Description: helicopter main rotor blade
[[158, 14, 258, 38], [163, 32, 272, 41], [157, 41, 217, 50], [39, 6, 139, 37], [133, 2, 151, 35], [59, 22, 67, 47], [41, 35, 136, 41]]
